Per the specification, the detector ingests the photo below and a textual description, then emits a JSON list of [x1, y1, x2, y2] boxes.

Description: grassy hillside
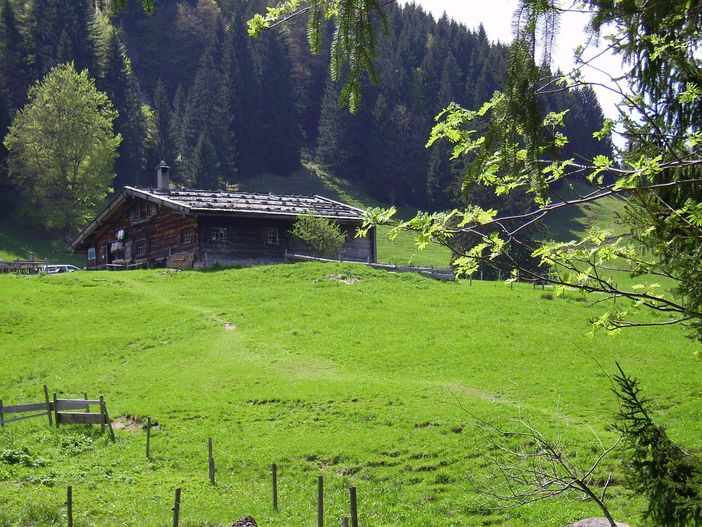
[[542, 181, 629, 242], [0, 218, 82, 265], [0, 264, 699, 527]]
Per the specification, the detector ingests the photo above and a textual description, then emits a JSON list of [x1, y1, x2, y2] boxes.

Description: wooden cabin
[[68, 164, 376, 270]]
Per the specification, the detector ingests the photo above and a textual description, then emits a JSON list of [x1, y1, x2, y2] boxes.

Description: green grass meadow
[[0, 218, 81, 265], [1, 264, 700, 526]]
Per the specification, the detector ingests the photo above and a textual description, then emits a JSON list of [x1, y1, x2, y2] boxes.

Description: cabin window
[[180, 228, 193, 245], [211, 227, 228, 243], [265, 228, 279, 246], [134, 239, 146, 258]]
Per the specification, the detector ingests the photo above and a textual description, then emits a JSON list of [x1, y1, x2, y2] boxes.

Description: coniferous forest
[[0, 0, 611, 233]]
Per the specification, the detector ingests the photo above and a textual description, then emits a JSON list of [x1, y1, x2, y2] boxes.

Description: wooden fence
[[0, 257, 48, 274], [284, 251, 456, 281], [0, 385, 114, 439]]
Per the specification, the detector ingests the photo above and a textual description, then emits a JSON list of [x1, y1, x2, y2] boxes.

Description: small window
[[134, 240, 146, 257], [265, 228, 279, 246], [211, 227, 228, 243], [181, 228, 193, 244]]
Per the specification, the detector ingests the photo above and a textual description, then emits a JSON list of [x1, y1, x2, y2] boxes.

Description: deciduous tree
[[3, 62, 121, 236]]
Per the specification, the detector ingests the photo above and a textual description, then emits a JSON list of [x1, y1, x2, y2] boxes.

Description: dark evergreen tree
[[27, 0, 98, 79], [191, 132, 222, 190], [222, 7, 256, 179], [251, 29, 300, 175], [169, 83, 187, 184], [181, 44, 236, 185], [315, 77, 370, 184], [0, 0, 29, 110], [150, 79, 175, 171], [99, 29, 148, 188], [0, 63, 12, 217]]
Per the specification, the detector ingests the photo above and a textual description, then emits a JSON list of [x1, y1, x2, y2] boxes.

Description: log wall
[[83, 196, 198, 268]]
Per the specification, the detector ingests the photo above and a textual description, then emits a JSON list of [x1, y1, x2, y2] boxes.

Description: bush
[[291, 213, 347, 258]]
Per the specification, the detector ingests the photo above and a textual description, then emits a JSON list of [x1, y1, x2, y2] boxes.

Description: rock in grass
[[232, 516, 258, 527], [567, 519, 630, 527]]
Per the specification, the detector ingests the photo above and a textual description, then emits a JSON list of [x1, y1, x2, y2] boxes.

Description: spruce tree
[[191, 132, 222, 190], [150, 79, 175, 171], [315, 78, 365, 182], [0, 0, 29, 110], [181, 44, 236, 185], [251, 29, 300, 175], [0, 64, 11, 217], [224, 8, 256, 179], [169, 83, 187, 184], [27, 0, 98, 79], [99, 28, 147, 188]]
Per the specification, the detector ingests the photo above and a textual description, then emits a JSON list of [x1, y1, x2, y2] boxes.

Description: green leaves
[[291, 211, 347, 258], [4, 62, 120, 234]]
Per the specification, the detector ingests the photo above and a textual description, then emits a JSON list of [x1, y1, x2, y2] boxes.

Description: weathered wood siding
[[198, 216, 290, 267], [197, 216, 374, 267], [82, 196, 198, 268]]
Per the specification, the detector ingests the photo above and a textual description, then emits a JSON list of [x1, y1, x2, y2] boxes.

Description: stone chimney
[[156, 161, 170, 192]]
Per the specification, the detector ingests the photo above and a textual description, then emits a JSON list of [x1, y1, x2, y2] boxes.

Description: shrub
[[291, 213, 347, 258]]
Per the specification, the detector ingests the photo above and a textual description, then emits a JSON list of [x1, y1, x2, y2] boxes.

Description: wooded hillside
[[0, 0, 611, 232]]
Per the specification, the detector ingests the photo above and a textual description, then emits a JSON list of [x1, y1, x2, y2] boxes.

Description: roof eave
[[192, 209, 363, 222], [67, 187, 192, 252]]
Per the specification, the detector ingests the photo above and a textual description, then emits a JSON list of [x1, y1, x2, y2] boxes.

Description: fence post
[[208, 437, 215, 485], [0, 400, 4, 427], [146, 417, 152, 460], [341, 517, 349, 527], [99, 395, 106, 433], [53, 393, 59, 428], [43, 385, 53, 426], [317, 475, 324, 527], [66, 486, 73, 527], [349, 487, 358, 527], [271, 463, 278, 511], [172, 488, 181, 527], [83, 392, 89, 413], [100, 396, 115, 441]]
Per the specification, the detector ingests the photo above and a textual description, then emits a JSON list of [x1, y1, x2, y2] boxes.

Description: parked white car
[[42, 264, 81, 274]]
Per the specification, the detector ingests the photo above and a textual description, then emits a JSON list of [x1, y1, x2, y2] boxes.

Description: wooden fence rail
[[0, 401, 51, 425], [284, 251, 456, 281], [0, 386, 114, 439], [0, 385, 53, 427]]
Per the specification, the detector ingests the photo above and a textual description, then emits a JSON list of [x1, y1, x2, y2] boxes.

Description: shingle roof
[[68, 186, 366, 251], [137, 188, 365, 220]]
